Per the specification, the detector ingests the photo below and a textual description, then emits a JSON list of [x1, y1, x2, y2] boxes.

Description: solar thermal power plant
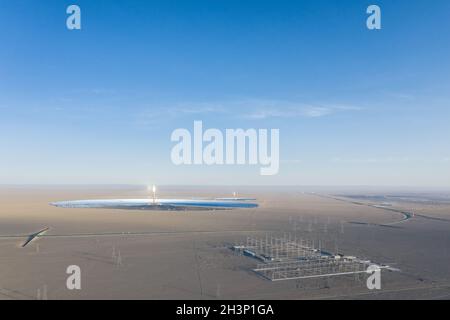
[[2, 1, 450, 304], [1, 185, 449, 300]]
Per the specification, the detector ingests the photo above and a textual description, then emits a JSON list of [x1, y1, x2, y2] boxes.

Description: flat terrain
[[1, 186, 450, 299]]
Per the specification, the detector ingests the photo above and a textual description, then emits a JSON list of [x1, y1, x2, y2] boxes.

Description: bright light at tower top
[[147, 185, 156, 195]]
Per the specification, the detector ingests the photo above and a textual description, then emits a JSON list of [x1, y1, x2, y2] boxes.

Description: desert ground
[[1, 185, 450, 299]]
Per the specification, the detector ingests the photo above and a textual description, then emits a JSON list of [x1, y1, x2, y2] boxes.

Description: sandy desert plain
[[1, 185, 450, 300]]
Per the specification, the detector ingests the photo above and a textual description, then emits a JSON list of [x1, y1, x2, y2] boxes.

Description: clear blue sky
[[1, 0, 449, 186]]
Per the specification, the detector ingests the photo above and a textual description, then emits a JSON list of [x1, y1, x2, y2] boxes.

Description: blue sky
[[1, 0, 449, 186]]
